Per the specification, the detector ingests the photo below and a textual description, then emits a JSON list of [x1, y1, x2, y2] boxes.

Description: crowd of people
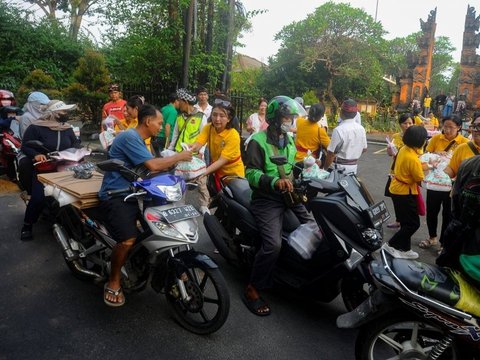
[[9, 85, 480, 315]]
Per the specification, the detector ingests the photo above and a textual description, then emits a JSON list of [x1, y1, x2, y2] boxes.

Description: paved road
[[0, 143, 439, 360]]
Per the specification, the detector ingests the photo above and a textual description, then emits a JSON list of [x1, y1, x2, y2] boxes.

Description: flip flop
[[104, 283, 125, 307], [241, 292, 271, 317]]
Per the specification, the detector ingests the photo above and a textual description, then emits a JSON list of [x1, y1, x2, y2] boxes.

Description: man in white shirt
[[193, 86, 212, 120], [324, 99, 367, 174]]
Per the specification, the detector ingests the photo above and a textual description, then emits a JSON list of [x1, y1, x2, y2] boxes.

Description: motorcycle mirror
[[269, 155, 288, 166], [96, 159, 125, 171]]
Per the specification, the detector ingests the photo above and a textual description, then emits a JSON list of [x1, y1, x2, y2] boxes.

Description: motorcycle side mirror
[[96, 159, 125, 171], [270, 155, 288, 166], [25, 140, 50, 153]]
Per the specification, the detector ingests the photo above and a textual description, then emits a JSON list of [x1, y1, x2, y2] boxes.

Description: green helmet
[[266, 96, 307, 125]]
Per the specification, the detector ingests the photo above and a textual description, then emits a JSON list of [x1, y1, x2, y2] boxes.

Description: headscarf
[[20, 92, 51, 137], [35, 100, 76, 131]]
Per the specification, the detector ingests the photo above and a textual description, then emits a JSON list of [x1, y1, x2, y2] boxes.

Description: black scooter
[[204, 156, 391, 310]]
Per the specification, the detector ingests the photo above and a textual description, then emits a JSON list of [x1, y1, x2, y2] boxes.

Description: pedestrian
[[324, 99, 367, 174], [385, 112, 414, 229], [194, 86, 212, 120], [245, 98, 268, 136], [383, 125, 428, 259], [435, 92, 446, 116], [294, 103, 330, 163], [442, 95, 454, 118], [423, 92, 432, 117], [419, 115, 468, 250], [102, 84, 127, 122], [151, 92, 179, 156]]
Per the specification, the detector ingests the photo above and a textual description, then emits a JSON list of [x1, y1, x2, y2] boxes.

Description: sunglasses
[[214, 98, 231, 107]]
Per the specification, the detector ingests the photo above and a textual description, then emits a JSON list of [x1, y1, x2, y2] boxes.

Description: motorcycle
[[48, 158, 230, 335], [337, 248, 480, 359], [0, 105, 22, 181], [203, 156, 391, 310]]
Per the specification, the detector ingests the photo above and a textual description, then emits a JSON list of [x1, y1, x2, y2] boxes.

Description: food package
[[174, 157, 206, 180]]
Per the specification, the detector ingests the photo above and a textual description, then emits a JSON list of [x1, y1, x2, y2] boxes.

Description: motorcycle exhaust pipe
[[52, 224, 103, 280]]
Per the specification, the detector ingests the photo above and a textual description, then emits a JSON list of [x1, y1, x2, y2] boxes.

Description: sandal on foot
[[241, 292, 271, 316], [419, 238, 438, 249], [104, 283, 125, 307]]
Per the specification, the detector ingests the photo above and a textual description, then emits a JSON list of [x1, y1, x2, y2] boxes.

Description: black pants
[[24, 172, 45, 225], [18, 157, 33, 194], [389, 194, 420, 251], [426, 189, 451, 243], [249, 197, 315, 289]]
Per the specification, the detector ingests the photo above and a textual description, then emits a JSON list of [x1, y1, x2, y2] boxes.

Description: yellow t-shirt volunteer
[[294, 117, 331, 161], [196, 123, 245, 177], [414, 116, 423, 126], [391, 133, 404, 149], [426, 133, 468, 153], [448, 142, 480, 176], [423, 97, 432, 108], [389, 146, 424, 195]]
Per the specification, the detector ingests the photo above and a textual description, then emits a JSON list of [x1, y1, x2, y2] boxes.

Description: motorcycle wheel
[[165, 263, 230, 335], [341, 273, 370, 312], [355, 312, 461, 360]]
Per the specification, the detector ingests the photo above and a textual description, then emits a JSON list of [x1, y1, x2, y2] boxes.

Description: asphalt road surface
[[0, 143, 438, 360]]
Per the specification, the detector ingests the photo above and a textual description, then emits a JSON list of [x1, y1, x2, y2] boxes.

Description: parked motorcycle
[[204, 156, 391, 310], [49, 158, 230, 335], [0, 105, 22, 181], [337, 248, 480, 359]]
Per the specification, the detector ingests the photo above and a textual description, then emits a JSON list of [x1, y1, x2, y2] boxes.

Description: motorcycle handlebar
[[107, 187, 131, 196]]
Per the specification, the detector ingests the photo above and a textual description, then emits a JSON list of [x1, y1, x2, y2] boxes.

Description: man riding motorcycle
[[243, 96, 315, 316]]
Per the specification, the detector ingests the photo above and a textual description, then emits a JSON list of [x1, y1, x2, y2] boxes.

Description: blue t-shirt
[[98, 129, 153, 200]]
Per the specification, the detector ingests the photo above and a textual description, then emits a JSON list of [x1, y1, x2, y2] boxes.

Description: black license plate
[[366, 201, 391, 226], [160, 205, 200, 224]]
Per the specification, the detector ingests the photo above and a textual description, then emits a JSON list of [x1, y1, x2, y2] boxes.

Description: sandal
[[419, 238, 438, 249], [241, 291, 271, 317], [104, 283, 125, 307]]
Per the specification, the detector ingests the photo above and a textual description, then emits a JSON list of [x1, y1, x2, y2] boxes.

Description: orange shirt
[[103, 99, 126, 120], [294, 117, 330, 161]]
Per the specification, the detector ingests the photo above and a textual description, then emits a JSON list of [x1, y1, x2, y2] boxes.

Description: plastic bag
[[175, 157, 206, 180], [160, 149, 177, 158], [286, 222, 323, 260], [99, 129, 115, 149], [420, 153, 452, 192], [301, 151, 329, 180]]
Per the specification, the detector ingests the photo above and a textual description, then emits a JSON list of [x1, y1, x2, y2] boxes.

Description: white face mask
[[280, 123, 291, 134]]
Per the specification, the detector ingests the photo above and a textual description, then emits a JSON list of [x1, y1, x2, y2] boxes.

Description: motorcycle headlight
[[156, 183, 183, 202], [152, 221, 186, 240], [361, 228, 382, 250]]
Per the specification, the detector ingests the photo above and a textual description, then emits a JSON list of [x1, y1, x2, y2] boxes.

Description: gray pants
[[249, 197, 315, 289]]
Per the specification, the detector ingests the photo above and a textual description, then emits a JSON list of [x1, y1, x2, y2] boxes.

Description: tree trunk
[[168, 0, 181, 48], [326, 76, 339, 115], [205, 0, 214, 53], [68, 0, 89, 41], [221, 0, 235, 93], [182, 0, 195, 88]]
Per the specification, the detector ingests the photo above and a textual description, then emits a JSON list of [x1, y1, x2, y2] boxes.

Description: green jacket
[[245, 129, 297, 200]]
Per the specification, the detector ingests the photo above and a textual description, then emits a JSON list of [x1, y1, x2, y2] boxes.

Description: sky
[[237, 0, 475, 63]]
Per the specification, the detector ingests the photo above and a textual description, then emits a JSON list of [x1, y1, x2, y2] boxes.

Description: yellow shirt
[[197, 124, 245, 177], [294, 117, 331, 161], [391, 132, 404, 149], [414, 116, 423, 126], [448, 142, 480, 176], [389, 146, 424, 195], [429, 115, 439, 128], [424, 97, 432, 108], [426, 133, 468, 153]]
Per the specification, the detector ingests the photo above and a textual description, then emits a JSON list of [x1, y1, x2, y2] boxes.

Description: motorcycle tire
[[203, 213, 236, 263], [355, 312, 463, 360], [165, 263, 230, 335]]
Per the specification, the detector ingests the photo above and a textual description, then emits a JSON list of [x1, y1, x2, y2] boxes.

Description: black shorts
[[100, 197, 141, 243]]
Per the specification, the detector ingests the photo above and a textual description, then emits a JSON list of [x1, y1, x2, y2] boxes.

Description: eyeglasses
[[214, 98, 231, 107], [442, 126, 459, 130]]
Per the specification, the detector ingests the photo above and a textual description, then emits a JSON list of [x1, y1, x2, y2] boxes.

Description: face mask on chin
[[280, 123, 291, 134]]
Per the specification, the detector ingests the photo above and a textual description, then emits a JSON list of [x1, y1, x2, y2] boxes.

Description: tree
[[272, 1, 386, 112], [63, 49, 111, 124]]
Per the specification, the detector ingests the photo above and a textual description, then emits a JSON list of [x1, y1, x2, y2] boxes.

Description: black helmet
[[266, 96, 307, 126]]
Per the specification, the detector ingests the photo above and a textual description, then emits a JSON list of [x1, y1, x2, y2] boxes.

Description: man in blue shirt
[[99, 104, 192, 307]]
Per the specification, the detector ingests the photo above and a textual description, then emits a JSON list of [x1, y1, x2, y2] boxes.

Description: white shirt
[[318, 115, 328, 129], [194, 103, 212, 120], [338, 112, 361, 125], [327, 119, 367, 160]]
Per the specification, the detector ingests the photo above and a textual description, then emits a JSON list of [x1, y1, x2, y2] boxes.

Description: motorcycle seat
[[390, 258, 460, 306], [225, 178, 252, 210]]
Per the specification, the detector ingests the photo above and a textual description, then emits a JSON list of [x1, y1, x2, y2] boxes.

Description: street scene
[[1, 0, 480, 359]]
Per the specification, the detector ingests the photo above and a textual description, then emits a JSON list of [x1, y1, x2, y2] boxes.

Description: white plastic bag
[[301, 151, 329, 180], [160, 149, 177, 158], [99, 129, 115, 149], [286, 222, 323, 260], [175, 157, 206, 180], [420, 153, 452, 192]]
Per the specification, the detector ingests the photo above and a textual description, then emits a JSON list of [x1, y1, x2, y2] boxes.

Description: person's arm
[[245, 139, 282, 192], [444, 166, 454, 178], [324, 151, 336, 170], [21, 126, 42, 159], [205, 156, 229, 176], [144, 151, 192, 172], [164, 124, 172, 148]]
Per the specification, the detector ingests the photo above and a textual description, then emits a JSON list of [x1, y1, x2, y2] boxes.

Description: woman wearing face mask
[[19, 100, 80, 241], [419, 115, 468, 249], [242, 96, 315, 316], [188, 96, 244, 192]]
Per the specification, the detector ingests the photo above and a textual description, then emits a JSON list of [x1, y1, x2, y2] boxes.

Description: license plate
[[366, 201, 391, 226], [160, 205, 200, 224]]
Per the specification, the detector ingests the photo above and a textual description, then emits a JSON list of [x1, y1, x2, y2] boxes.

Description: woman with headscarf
[[20, 100, 80, 241]]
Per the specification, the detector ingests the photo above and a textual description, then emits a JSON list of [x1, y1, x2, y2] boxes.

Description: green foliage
[[302, 90, 318, 106], [16, 69, 60, 104], [63, 50, 111, 124]]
